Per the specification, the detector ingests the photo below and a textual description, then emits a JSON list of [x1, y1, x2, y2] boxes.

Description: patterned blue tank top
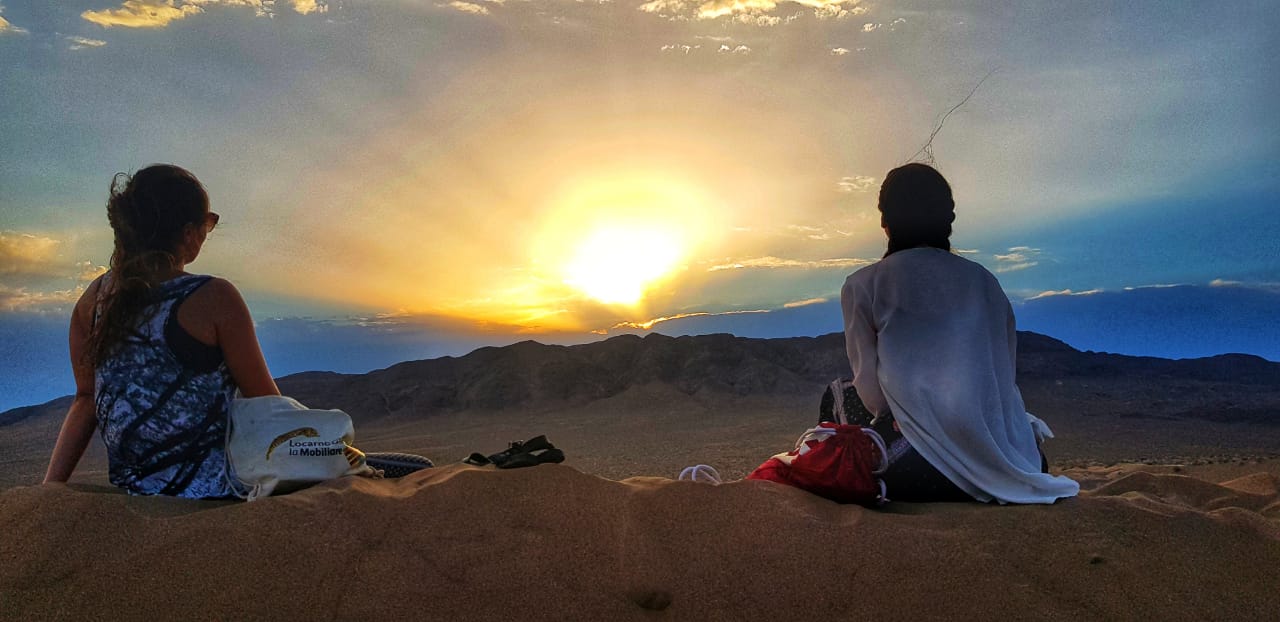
[[95, 273, 239, 498]]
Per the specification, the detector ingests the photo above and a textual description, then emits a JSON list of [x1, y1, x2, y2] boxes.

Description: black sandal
[[486, 435, 553, 467], [496, 446, 565, 469]]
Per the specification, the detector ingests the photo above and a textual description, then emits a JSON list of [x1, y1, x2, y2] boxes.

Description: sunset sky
[[1, 1, 1277, 409]]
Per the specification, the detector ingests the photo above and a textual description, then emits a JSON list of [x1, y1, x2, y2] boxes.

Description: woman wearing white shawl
[[841, 163, 1078, 504]]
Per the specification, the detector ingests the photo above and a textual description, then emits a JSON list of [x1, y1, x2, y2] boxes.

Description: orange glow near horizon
[[299, 170, 726, 333], [249, 84, 823, 331]]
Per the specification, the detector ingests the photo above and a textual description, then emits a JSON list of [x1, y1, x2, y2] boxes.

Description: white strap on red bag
[[786, 424, 890, 475]]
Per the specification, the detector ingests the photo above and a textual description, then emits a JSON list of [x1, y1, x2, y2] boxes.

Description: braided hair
[[86, 164, 210, 366], [878, 163, 955, 257]]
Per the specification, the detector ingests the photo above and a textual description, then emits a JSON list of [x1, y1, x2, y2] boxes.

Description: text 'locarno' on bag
[[225, 395, 376, 501]]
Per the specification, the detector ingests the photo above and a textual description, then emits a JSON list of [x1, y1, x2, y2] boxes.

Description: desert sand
[[3, 332, 1279, 620], [2, 459, 1279, 621]]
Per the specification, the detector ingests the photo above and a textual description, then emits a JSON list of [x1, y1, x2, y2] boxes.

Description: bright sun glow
[[562, 226, 684, 305], [527, 171, 720, 316]]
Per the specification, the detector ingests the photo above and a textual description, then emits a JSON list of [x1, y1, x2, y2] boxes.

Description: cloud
[[638, 0, 685, 13], [699, 0, 859, 19], [783, 297, 827, 308], [814, 4, 866, 20], [67, 35, 108, 50], [783, 224, 847, 240], [862, 17, 904, 32], [82, 1, 203, 28], [995, 262, 1038, 273], [0, 232, 62, 276], [995, 246, 1038, 261], [718, 44, 751, 54], [660, 44, 700, 54], [830, 47, 850, 56], [697, 0, 773, 18], [1122, 283, 1182, 290], [1020, 281, 1272, 303], [1025, 288, 1103, 301], [707, 256, 874, 271], [0, 284, 82, 313], [641, 0, 861, 22], [0, 233, 105, 304], [993, 246, 1041, 273], [1209, 278, 1280, 293], [612, 309, 769, 331], [443, 1, 490, 15], [82, 0, 326, 29], [76, 261, 108, 282], [734, 13, 781, 26], [836, 175, 876, 193], [0, 4, 28, 34], [1028, 281, 1280, 302], [287, 0, 326, 14], [638, 0, 693, 19]]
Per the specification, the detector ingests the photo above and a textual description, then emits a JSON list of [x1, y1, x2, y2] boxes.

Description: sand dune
[[3, 461, 1278, 621], [4, 333, 1279, 619]]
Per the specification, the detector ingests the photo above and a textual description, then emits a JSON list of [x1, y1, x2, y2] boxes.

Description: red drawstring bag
[[746, 422, 889, 505]]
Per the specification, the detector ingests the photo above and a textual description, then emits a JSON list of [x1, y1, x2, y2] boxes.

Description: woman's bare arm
[[204, 278, 280, 398], [44, 285, 100, 483]]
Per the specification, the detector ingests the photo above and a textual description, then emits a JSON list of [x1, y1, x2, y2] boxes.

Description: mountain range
[[7, 331, 1276, 429]]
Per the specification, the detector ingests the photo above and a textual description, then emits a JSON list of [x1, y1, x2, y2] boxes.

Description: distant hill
[[273, 332, 849, 424], [0, 396, 74, 428], [4, 331, 1279, 428]]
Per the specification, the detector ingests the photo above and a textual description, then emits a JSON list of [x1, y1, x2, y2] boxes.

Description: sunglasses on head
[[204, 212, 220, 233]]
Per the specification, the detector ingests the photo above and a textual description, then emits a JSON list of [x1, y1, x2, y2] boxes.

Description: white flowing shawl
[[841, 248, 1080, 504]]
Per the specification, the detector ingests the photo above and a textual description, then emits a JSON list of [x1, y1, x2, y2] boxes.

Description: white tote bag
[[226, 395, 375, 501]]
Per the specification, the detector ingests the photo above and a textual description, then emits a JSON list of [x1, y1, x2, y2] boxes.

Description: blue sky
[[1, 1, 1277, 411]]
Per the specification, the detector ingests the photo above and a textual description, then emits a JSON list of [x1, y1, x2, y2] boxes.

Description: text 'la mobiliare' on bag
[[225, 395, 376, 501]]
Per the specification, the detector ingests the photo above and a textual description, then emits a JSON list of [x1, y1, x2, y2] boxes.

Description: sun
[[562, 226, 683, 305], [531, 171, 719, 312]]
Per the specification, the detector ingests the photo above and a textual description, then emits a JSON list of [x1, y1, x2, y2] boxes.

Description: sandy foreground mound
[[3, 463, 1278, 621]]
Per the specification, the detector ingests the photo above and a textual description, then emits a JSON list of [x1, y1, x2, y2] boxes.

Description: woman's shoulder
[[174, 276, 251, 342], [843, 260, 880, 290], [72, 273, 107, 324], [190, 274, 236, 292], [79, 272, 107, 301], [183, 275, 243, 303], [172, 276, 249, 321], [950, 251, 1002, 282]]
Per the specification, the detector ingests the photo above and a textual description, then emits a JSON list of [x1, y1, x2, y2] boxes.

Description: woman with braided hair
[[44, 164, 280, 498], [838, 163, 1078, 504]]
